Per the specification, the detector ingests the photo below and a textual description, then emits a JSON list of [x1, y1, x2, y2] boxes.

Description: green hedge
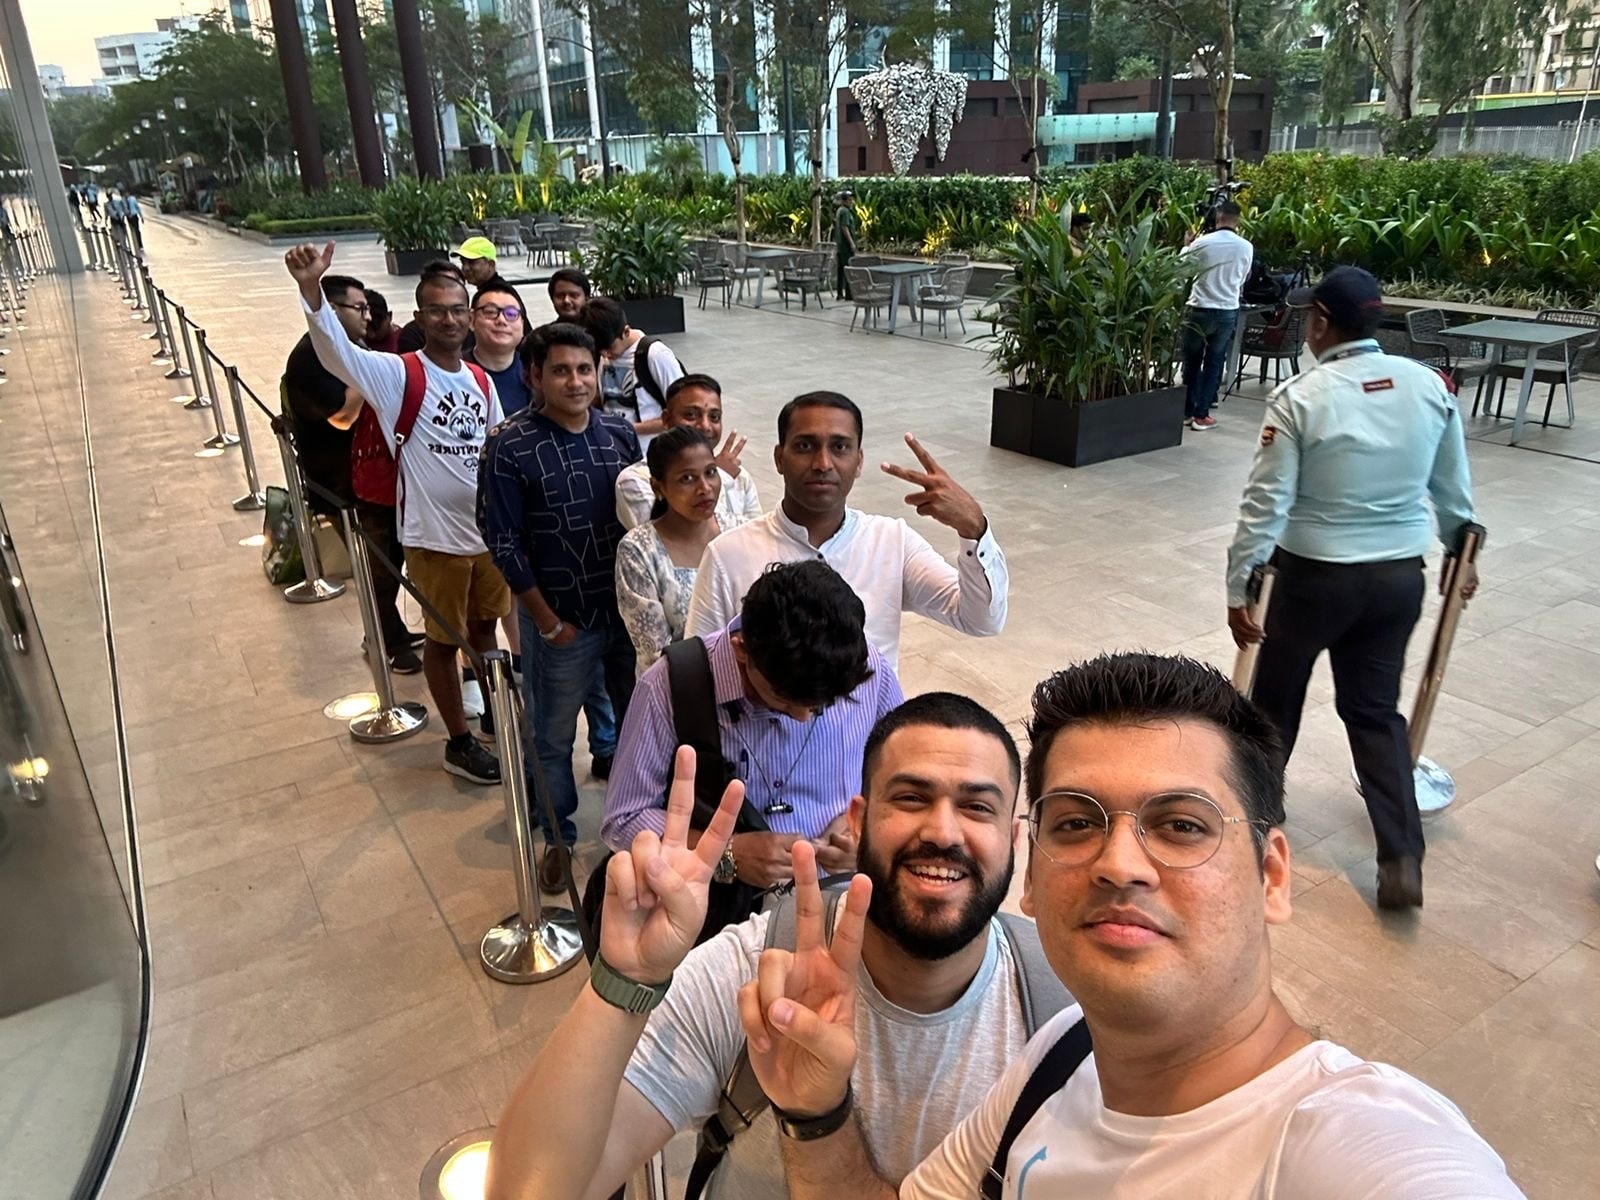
[[244, 214, 378, 235]]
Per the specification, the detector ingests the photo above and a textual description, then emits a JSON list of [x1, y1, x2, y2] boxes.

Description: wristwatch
[[714, 843, 738, 885], [589, 953, 671, 1014], [774, 1084, 854, 1141], [539, 619, 566, 643]]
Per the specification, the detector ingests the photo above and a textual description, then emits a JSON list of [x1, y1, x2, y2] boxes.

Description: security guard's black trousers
[[1252, 551, 1426, 863]]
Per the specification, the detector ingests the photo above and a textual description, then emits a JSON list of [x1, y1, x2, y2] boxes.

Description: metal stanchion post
[[177, 310, 210, 406], [152, 290, 176, 359], [196, 332, 237, 448], [274, 425, 345, 603], [340, 509, 428, 742], [480, 649, 584, 983], [226, 367, 266, 510], [160, 297, 191, 379], [1231, 564, 1277, 698], [98, 226, 116, 274], [139, 266, 159, 328]]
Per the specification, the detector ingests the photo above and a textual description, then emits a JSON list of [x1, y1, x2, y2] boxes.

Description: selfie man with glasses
[[736, 652, 1522, 1199]]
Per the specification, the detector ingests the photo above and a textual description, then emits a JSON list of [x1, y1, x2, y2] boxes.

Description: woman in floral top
[[614, 426, 723, 678]]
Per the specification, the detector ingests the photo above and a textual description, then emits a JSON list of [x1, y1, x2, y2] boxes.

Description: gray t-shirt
[[625, 910, 1028, 1198]]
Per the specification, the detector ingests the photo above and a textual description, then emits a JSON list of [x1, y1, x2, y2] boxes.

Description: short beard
[[857, 826, 1014, 962]]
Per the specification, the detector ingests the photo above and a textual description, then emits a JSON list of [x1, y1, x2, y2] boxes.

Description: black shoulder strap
[[981, 1019, 1092, 1200], [633, 335, 661, 405], [683, 887, 847, 1200], [663, 637, 730, 828], [995, 914, 1073, 1037]]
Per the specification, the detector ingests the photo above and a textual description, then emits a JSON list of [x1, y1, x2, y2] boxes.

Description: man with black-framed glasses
[[741, 652, 1521, 1200], [468, 286, 535, 416]]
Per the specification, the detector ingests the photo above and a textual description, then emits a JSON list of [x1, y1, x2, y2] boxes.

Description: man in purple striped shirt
[[603, 560, 904, 889]]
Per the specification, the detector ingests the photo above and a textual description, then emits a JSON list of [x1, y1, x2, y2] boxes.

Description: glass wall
[[0, 17, 150, 1198]]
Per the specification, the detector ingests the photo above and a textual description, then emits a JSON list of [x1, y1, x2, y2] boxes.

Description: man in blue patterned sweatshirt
[[478, 322, 642, 893]]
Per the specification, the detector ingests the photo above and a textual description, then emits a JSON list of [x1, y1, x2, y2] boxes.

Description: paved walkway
[[16, 214, 1598, 1198]]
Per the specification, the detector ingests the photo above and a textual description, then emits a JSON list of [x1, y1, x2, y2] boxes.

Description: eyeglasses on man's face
[[473, 303, 522, 323], [332, 300, 370, 316], [1027, 790, 1260, 870]]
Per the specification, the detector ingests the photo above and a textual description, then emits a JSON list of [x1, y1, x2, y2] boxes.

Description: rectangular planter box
[[619, 294, 686, 334], [991, 386, 1186, 468], [385, 247, 448, 276]]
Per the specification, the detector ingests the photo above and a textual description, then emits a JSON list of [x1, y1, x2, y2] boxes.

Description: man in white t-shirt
[[615, 372, 763, 532], [288, 241, 506, 786], [583, 295, 686, 451], [685, 392, 1007, 669], [1179, 200, 1254, 431], [743, 652, 1524, 1200], [484, 693, 1067, 1200]]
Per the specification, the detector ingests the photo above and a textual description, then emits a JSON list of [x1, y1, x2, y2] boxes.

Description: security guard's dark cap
[[1288, 266, 1384, 335]]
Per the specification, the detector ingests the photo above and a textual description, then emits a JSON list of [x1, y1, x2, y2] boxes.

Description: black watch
[[773, 1083, 854, 1141]]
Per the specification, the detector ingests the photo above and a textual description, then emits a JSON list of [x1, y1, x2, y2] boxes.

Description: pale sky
[[19, 0, 217, 90]]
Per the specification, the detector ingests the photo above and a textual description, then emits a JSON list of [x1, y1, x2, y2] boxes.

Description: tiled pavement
[[6, 214, 1598, 1198]]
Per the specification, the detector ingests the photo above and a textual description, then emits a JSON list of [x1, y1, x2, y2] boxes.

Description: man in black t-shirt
[[282, 273, 420, 672]]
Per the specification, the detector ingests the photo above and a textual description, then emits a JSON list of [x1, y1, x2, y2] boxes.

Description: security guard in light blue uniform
[[1225, 266, 1477, 912]]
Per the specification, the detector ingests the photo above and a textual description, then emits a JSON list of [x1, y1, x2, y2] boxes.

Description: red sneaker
[[1189, 416, 1218, 431]]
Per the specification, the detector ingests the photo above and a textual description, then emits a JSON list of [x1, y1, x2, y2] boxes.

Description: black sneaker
[[444, 737, 500, 785], [389, 645, 422, 675]]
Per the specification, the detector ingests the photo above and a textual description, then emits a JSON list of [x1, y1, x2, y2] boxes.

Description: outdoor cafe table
[[1442, 318, 1592, 445], [739, 247, 797, 307], [868, 261, 939, 333]]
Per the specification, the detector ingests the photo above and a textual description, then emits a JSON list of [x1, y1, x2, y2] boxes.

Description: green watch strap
[[589, 953, 671, 1015]]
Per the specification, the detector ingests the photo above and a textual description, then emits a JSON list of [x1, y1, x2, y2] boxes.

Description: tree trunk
[[1213, 5, 1235, 168], [722, 107, 747, 247], [1388, 0, 1420, 120], [809, 111, 825, 246]]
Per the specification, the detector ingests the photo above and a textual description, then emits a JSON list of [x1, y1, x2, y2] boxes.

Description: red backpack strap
[[463, 360, 494, 417], [397, 352, 427, 445]]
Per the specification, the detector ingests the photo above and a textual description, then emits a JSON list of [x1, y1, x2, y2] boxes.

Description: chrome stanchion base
[[1351, 757, 1456, 816], [164, 365, 192, 380], [480, 908, 584, 983], [232, 491, 267, 512], [183, 395, 213, 410], [284, 577, 346, 603], [349, 700, 429, 743], [204, 431, 241, 449]]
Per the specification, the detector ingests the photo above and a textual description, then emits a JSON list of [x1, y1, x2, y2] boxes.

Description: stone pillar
[[330, 0, 386, 187], [394, 0, 443, 179], [267, 0, 328, 191]]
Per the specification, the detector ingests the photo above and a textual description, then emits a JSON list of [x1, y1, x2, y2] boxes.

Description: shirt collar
[[771, 503, 858, 551], [1315, 337, 1380, 364]]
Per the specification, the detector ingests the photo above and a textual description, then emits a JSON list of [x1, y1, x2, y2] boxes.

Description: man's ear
[[730, 631, 746, 665], [848, 794, 866, 842], [1261, 827, 1293, 926], [772, 441, 784, 475]]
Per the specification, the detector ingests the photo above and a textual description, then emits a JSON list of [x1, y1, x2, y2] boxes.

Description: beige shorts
[[403, 547, 512, 644]]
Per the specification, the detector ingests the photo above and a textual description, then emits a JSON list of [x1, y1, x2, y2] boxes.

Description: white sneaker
[[461, 674, 485, 718]]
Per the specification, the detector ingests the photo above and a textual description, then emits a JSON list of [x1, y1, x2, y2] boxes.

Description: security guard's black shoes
[[1377, 857, 1424, 911]]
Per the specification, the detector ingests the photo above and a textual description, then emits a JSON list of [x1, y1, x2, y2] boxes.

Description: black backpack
[[629, 335, 682, 408], [684, 901, 1074, 1199], [1241, 260, 1287, 306]]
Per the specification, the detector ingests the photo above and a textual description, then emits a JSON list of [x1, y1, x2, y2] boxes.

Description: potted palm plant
[[579, 207, 691, 333], [987, 202, 1194, 467], [373, 177, 454, 276]]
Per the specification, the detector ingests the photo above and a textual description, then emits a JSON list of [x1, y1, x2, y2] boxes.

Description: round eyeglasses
[[1027, 791, 1259, 870]]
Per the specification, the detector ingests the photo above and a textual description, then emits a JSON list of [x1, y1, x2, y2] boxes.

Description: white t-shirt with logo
[[901, 1006, 1524, 1199], [304, 297, 502, 555]]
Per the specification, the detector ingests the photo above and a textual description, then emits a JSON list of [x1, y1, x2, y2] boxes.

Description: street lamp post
[[548, 26, 612, 183]]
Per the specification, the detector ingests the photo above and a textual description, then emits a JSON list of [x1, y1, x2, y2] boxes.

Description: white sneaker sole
[[443, 758, 499, 785]]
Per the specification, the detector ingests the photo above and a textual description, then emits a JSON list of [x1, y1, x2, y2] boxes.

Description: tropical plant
[[372, 177, 455, 251], [579, 212, 690, 299], [459, 101, 536, 206], [986, 197, 1196, 405]]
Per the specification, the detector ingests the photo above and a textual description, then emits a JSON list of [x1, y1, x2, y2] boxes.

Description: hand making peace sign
[[600, 745, 745, 986], [880, 433, 988, 541], [737, 841, 873, 1118]]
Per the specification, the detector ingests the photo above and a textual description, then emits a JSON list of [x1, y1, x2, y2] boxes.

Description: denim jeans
[[1181, 306, 1238, 420], [519, 612, 636, 846]]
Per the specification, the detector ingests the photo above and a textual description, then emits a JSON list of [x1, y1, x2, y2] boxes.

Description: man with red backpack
[[288, 241, 507, 785], [281, 272, 420, 675]]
